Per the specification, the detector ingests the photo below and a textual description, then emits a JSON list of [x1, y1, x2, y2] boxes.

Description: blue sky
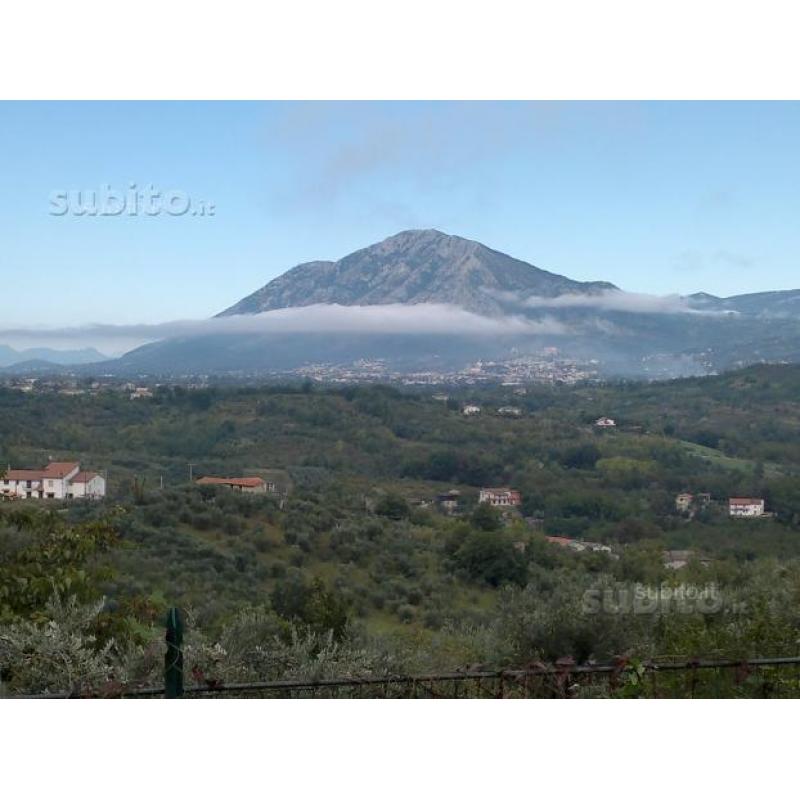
[[1, 101, 799, 330]]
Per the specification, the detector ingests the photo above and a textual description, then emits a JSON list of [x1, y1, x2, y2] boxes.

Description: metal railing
[[13, 609, 800, 698]]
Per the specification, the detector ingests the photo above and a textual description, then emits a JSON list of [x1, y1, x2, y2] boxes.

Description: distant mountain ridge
[[688, 289, 800, 317], [92, 229, 800, 379], [219, 229, 616, 317], [0, 344, 108, 368]]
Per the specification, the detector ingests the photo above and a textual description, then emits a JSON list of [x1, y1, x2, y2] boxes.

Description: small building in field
[[595, 416, 617, 428], [196, 476, 268, 494], [479, 487, 522, 507], [462, 405, 481, 416], [436, 489, 460, 514], [497, 406, 522, 417], [729, 497, 766, 518], [0, 461, 105, 500], [676, 492, 712, 516]]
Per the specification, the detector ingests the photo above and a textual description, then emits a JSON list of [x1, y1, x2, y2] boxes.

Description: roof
[[196, 476, 266, 488], [729, 497, 764, 504], [42, 462, 80, 478], [71, 471, 99, 484], [3, 469, 45, 481], [546, 536, 573, 547], [3, 462, 80, 481]]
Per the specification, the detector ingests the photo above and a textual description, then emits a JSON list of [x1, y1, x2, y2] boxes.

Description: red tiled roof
[[196, 476, 265, 488], [42, 462, 80, 478], [4, 469, 45, 481], [3, 462, 80, 481], [729, 497, 764, 505], [546, 536, 573, 547], [72, 471, 99, 484]]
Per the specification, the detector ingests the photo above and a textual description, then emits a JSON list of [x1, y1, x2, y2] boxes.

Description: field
[[2, 363, 800, 696]]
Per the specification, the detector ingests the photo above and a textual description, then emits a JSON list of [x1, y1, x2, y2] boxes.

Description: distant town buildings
[[129, 387, 153, 400], [0, 461, 105, 500], [195, 476, 270, 494], [595, 416, 617, 428], [729, 497, 766, 517], [479, 487, 522, 507], [462, 405, 481, 416]]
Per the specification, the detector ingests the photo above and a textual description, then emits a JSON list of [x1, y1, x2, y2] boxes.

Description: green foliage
[[0, 509, 119, 623], [452, 530, 528, 587]]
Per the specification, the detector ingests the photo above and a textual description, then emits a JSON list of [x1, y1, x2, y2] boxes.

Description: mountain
[[0, 345, 108, 368], [110, 230, 800, 379], [688, 289, 800, 317], [219, 229, 615, 317]]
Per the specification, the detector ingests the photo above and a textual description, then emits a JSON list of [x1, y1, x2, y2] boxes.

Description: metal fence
[[17, 655, 800, 699], [15, 609, 800, 698]]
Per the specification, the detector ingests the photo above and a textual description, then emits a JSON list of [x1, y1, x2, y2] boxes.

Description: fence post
[[165, 607, 185, 699]]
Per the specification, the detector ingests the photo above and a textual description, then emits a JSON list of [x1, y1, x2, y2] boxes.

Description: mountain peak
[[219, 231, 616, 317]]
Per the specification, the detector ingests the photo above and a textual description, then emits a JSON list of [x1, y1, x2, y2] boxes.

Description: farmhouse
[[0, 461, 105, 500], [195, 476, 269, 494], [729, 497, 766, 518], [479, 487, 522, 507]]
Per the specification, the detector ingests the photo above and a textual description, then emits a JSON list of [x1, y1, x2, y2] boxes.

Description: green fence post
[[165, 607, 185, 698]]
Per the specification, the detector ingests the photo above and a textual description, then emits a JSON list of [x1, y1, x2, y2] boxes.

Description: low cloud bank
[[0, 303, 569, 355], [488, 288, 706, 315]]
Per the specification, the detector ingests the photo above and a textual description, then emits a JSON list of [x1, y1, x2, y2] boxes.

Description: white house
[[729, 497, 766, 517], [0, 461, 106, 500], [479, 487, 522, 507], [462, 405, 481, 416], [595, 417, 617, 428], [497, 406, 522, 417]]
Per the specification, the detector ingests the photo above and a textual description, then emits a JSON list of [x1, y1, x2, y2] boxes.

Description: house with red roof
[[195, 476, 269, 494], [0, 460, 105, 500]]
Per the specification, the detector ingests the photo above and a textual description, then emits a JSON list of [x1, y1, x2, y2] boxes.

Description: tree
[[0, 508, 119, 624], [453, 530, 528, 587], [471, 502, 503, 532], [375, 493, 410, 520], [270, 573, 350, 640]]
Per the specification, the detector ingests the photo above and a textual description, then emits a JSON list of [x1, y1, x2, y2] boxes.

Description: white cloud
[[487, 288, 707, 315], [0, 303, 570, 355]]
